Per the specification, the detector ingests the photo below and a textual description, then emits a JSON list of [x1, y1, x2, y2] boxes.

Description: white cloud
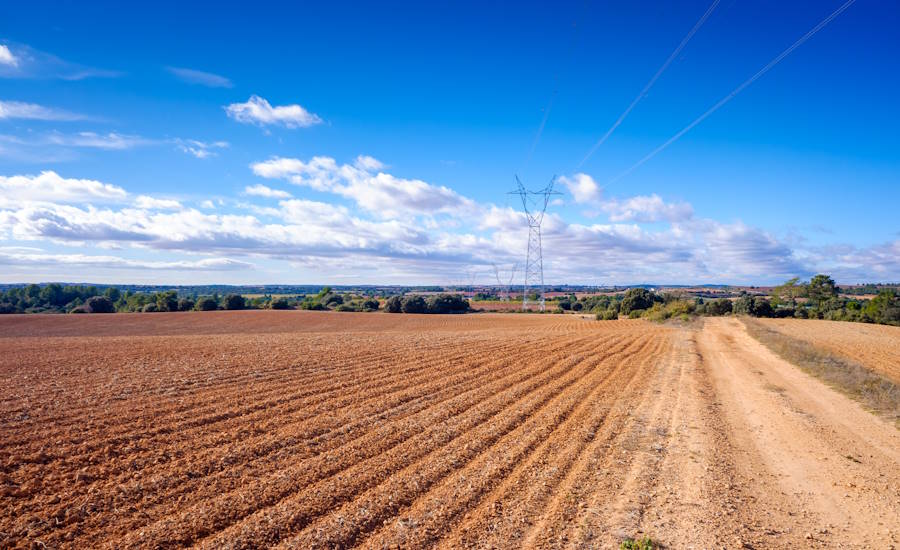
[[167, 66, 232, 88], [560, 173, 600, 204], [0, 250, 252, 271], [174, 139, 228, 158], [225, 95, 322, 128], [47, 131, 151, 150], [135, 195, 182, 210], [244, 184, 291, 199], [0, 171, 127, 204], [600, 194, 693, 223], [0, 100, 85, 121], [0, 163, 896, 285], [0, 42, 120, 80], [0, 45, 18, 67], [251, 155, 475, 218]]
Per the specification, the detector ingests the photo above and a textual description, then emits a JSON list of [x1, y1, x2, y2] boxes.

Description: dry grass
[[741, 318, 900, 425]]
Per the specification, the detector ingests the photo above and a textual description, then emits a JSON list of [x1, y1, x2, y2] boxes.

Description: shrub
[[84, 295, 115, 314], [69, 306, 90, 314], [177, 298, 195, 312], [362, 298, 380, 311], [401, 295, 427, 314], [324, 294, 344, 306], [0, 302, 16, 314], [596, 309, 618, 320], [558, 299, 572, 311], [223, 294, 245, 310], [142, 303, 159, 313], [300, 301, 326, 311], [195, 296, 218, 311], [571, 301, 583, 311], [425, 294, 468, 314], [704, 298, 733, 316], [270, 297, 292, 310], [385, 295, 402, 313]]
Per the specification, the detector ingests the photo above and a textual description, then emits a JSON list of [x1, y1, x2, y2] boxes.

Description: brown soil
[[0, 312, 897, 549], [758, 318, 900, 384]]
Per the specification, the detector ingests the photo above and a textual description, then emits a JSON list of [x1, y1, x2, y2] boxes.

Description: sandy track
[[1, 312, 898, 548], [698, 318, 900, 548], [756, 318, 900, 384]]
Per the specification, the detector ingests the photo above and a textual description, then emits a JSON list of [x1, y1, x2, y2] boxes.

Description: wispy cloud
[[225, 95, 322, 128], [46, 132, 152, 150], [167, 66, 233, 88], [174, 138, 229, 159], [0, 42, 120, 80], [0, 100, 85, 121], [0, 250, 253, 271]]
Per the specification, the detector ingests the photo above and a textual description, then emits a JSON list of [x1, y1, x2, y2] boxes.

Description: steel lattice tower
[[509, 176, 560, 312]]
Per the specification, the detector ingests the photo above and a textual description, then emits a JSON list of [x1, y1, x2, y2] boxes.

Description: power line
[[577, 0, 721, 170], [607, 0, 857, 186]]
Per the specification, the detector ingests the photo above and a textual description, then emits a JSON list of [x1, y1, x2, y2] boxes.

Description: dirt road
[[695, 317, 900, 548], [1, 312, 898, 549]]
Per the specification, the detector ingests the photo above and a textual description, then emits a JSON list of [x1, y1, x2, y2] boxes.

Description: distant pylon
[[508, 176, 560, 312], [493, 262, 518, 302]]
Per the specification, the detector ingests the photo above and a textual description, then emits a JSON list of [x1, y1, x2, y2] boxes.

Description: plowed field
[[1, 311, 898, 549], [757, 318, 900, 384]]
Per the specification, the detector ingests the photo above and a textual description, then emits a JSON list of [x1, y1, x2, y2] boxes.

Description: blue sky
[[1, 1, 898, 285]]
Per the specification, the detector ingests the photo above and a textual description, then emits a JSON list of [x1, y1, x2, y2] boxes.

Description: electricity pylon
[[508, 176, 560, 311], [493, 262, 518, 302]]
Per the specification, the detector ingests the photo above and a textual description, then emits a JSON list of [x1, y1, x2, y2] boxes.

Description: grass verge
[[741, 318, 900, 426]]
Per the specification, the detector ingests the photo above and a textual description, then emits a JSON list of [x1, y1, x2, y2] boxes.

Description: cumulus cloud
[[0, 45, 18, 67], [244, 184, 291, 199], [0, 100, 85, 121], [251, 155, 475, 218], [559, 173, 600, 204], [135, 195, 182, 210], [0, 171, 127, 204], [0, 163, 896, 285], [166, 66, 232, 88], [225, 95, 322, 128], [600, 194, 693, 223], [174, 139, 228, 158]]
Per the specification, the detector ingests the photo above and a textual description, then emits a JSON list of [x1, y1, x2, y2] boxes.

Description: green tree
[[770, 277, 803, 308], [620, 288, 655, 315], [85, 295, 115, 313], [156, 290, 179, 312], [223, 294, 245, 310], [807, 274, 838, 308]]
